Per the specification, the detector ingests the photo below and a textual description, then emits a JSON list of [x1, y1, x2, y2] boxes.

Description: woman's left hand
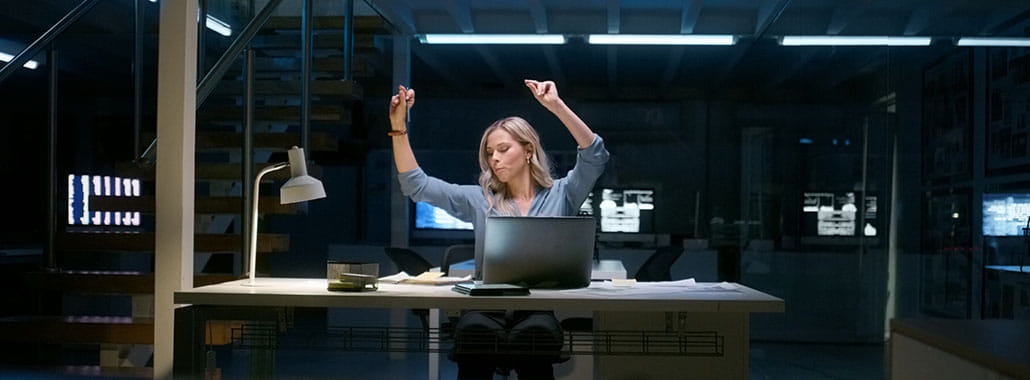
[[525, 79, 563, 113]]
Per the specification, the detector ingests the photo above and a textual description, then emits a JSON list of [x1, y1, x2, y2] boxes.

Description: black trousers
[[451, 310, 564, 380]]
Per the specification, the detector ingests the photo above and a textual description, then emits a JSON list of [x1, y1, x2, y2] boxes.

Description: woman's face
[[485, 129, 530, 183]]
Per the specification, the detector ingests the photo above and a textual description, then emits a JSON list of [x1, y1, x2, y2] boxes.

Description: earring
[[526, 156, 531, 164]]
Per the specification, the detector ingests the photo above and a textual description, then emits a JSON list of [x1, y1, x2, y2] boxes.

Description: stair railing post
[[301, 0, 312, 150], [197, 0, 206, 79], [242, 47, 255, 276], [133, 0, 144, 159], [342, 0, 354, 82], [46, 47, 59, 271]]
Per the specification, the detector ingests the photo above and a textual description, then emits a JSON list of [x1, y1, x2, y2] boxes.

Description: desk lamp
[[245, 146, 326, 286]]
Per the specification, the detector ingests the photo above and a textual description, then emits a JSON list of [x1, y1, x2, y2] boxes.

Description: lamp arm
[[248, 162, 289, 284]]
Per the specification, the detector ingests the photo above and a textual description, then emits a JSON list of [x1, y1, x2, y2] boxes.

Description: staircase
[[0, 13, 388, 376]]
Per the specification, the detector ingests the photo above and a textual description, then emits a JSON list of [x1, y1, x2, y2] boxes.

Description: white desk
[[174, 278, 783, 379]]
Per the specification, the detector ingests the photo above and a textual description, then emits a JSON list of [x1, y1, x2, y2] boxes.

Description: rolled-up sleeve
[[562, 134, 609, 206], [397, 167, 482, 223]]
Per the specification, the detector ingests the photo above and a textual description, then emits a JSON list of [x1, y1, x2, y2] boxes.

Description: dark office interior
[[1, 0, 1029, 379]]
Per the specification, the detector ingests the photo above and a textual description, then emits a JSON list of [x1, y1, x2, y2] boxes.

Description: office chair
[[441, 244, 475, 276], [383, 247, 434, 331], [384, 247, 433, 276], [634, 246, 685, 282]]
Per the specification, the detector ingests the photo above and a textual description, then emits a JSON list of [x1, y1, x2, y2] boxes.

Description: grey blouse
[[397, 134, 610, 277]]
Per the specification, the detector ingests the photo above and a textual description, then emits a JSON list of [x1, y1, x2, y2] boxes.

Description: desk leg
[[429, 308, 440, 380], [595, 311, 749, 380]]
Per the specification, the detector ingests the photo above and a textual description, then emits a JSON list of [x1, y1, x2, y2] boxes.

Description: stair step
[[264, 15, 388, 32], [90, 196, 300, 214], [228, 57, 371, 76], [251, 33, 376, 51], [56, 232, 289, 253], [198, 105, 349, 122], [0, 316, 153, 344], [113, 162, 323, 181], [199, 131, 338, 151], [217, 78, 362, 97], [24, 271, 241, 294]]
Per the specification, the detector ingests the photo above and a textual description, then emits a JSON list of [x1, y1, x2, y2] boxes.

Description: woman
[[389, 80, 609, 379]]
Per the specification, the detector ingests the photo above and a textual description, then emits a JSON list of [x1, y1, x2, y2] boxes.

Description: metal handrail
[[195, 0, 285, 107], [0, 0, 100, 84]]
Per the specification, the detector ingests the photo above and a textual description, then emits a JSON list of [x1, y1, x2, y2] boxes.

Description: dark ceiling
[[1, 0, 1028, 101]]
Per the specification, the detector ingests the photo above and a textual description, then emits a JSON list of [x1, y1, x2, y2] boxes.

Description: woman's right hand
[[389, 85, 415, 131]]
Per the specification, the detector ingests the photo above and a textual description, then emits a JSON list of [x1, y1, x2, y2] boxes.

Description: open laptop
[[481, 216, 595, 289]]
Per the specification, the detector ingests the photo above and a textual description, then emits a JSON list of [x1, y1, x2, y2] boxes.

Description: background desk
[[175, 279, 783, 379]]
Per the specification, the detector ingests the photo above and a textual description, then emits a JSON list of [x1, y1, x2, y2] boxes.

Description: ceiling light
[[956, 37, 1030, 47], [0, 52, 39, 69], [587, 34, 737, 46], [779, 36, 931, 46], [196, 14, 232, 36], [419, 34, 566, 45]]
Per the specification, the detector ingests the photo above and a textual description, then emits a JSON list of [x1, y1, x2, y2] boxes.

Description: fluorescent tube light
[[0, 52, 39, 69], [419, 34, 566, 44], [205, 15, 232, 37], [587, 34, 736, 45], [780, 36, 931, 46], [956, 37, 1030, 47]]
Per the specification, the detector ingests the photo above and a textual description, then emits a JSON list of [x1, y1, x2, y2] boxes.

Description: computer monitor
[[595, 188, 655, 233], [412, 201, 474, 241], [983, 193, 1030, 237], [802, 191, 878, 237]]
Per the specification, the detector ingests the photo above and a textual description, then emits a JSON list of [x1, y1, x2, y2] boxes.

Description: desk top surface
[[175, 278, 784, 313]]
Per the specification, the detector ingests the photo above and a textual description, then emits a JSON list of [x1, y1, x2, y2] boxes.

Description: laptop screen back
[[481, 216, 595, 289]]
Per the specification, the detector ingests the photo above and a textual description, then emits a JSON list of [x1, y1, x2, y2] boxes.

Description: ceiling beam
[[607, 0, 620, 33], [660, 47, 685, 90], [713, 0, 791, 86], [979, 8, 1030, 35], [412, 46, 462, 89], [607, 46, 618, 95], [367, 0, 416, 35], [754, 0, 789, 36], [766, 48, 820, 89], [825, 0, 872, 35], [903, 0, 964, 36], [443, 0, 474, 33], [475, 46, 518, 90], [680, 0, 704, 34], [527, 0, 548, 33], [542, 45, 566, 86]]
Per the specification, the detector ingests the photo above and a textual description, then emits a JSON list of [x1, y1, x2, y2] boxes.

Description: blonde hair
[[478, 116, 553, 215]]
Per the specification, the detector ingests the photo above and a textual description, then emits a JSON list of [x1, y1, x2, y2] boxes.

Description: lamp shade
[[280, 146, 326, 204]]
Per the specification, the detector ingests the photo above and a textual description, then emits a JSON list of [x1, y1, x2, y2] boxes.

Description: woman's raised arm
[[524, 79, 595, 149], [389, 85, 419, 173]]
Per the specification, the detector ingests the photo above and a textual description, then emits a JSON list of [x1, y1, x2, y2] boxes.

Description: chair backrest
[[441, 244, 475, 276], [384, 247, 433, 276], [634, 246, 685, 282]]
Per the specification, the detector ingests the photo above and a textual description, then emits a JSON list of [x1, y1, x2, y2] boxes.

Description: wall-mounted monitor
[[802, 191, 877, 237], [983, 193, 1030, 237], [596, 188, 655, 233]]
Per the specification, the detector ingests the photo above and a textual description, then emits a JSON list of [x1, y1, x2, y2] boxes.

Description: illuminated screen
[[598, 188, 654, 233], [983, 193, 1030, 237], [802, 192, 877, 237], [414, 201, 473, 230], [68, 174, 142, 227]]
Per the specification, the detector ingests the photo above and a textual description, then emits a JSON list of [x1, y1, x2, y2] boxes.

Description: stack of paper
[[379, 271, 472, 285]]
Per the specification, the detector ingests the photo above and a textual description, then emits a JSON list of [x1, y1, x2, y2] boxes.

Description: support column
[[390, 35, 411, 249], [154, 0, 198, 378]]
